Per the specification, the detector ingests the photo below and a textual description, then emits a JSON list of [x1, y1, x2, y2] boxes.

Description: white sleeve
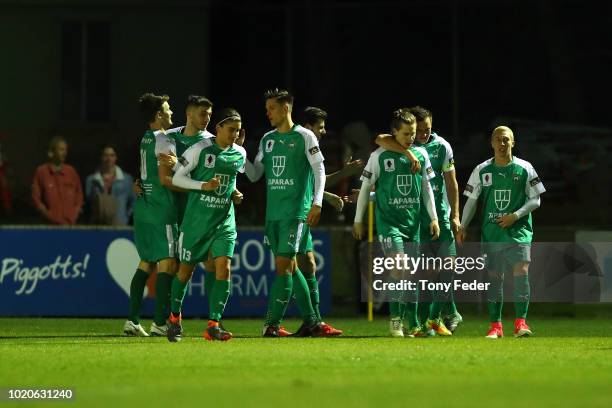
[[303, 130, 325, 165], [420, 150, 435, 180], [172, 144, 204, 190], [154, 133, 176, 156], [245, 158, 264, 182], [514, 196, 541, 219], [311, 161, 325, 207], [460, 197, 478, 229], [360, 152, 380, 184], [464, 166, 482, 199], [354, 179, 373, 223], [235, 145, 247, 174], [525, 164, 546, 198], [245, 138, 265, 182], [421, 176, 438, 221], [442, 142, 455, 173]]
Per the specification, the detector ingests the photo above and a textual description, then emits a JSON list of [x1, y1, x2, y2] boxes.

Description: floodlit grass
[[1, 318, 611, 407]]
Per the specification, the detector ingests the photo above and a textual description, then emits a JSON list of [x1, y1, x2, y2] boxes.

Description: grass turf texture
[[1, 318, 611, 407]]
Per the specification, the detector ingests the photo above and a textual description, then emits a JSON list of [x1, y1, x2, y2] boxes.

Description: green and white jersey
[[255, 124, 324, 221], [179, 138, 246, 231], [361, 146, 434, 239], [134, 129, 178, 224], [464, 156, 545, 244], [166, 126, 214, 222], [166, 126, 214, 157], [416, 133, 454, 226]]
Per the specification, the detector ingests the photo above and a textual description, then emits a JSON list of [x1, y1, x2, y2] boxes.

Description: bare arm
[[443, 170, 461, 233], [158, 161, 187, 192], [374, 134, 421, 173], [326, 156, 364, 187]]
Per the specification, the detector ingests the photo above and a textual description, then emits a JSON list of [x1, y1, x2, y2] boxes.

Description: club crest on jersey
[[482, 172, 492, 186], [265, 140, 275, 152], [494, 189, 511, 211], [384, 158, 395, 172], [513, 174, 521, 183], [215, 173, 230, 196], [205, 154, 216, 168], [272, 156, 286, 177], [396, 174, 412, 196]]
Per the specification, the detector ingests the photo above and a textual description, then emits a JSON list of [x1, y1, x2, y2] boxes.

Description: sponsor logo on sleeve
[[426, 167, 434, 175], [443, 158, 455, 171], [362, 170, 372, 179], [178, 156, 189, 167], [308, 146, 320, 155], [529, 177, 541, 187], [465, 184, 474, 193]]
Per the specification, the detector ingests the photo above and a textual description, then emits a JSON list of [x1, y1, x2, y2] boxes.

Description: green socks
[[265, 274, 293, 326], [293, 268, 318, 326], [404, 302, 419, 329], [205, 271, 216, 314], [128, 269, 149, 324], [429, 270, 453, 320], [487, 274, 504, 322], [153, 272, 173, 326], [514, 274, 530, 319], [303, 272, 321, 321], [170, 276, 190, 315], [209, 279, 231, 322]]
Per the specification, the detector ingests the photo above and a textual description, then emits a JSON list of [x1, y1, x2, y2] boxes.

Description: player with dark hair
[[167, 108, 246, 342], [291, 105, 366, 336], [244, 89, 329, 337], [123, 93, 178, 337]]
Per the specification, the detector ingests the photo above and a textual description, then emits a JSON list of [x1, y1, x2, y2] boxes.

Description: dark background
[[0, 0, 610, 226]]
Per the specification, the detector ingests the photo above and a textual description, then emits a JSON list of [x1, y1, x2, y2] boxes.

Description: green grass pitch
[[1, 317, 611, 407]]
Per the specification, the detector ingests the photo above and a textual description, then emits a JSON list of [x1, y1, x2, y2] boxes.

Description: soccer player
[[354, 109, 439, 337], [458, 126, 545, 338], [124, 93, 178, 337], [291, 106, 367, 336], [375, 106, 461, 335], [166, 108, 246, 342], [244, 89, 328, 337]]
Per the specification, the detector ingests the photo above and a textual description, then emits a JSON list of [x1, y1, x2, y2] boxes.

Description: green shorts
[[297, 231, 314, 255], [377, 225, 419, 257], [484, 244, 531, 272], [420, 221, 457, 257], [178, 226, 237, 264], [134, 221, 178, 262], [264, 219, 309, 258]]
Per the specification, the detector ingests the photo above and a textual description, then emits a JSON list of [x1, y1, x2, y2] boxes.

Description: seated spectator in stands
[[32, 136, 83, 225], [85, 145, 136, 225]]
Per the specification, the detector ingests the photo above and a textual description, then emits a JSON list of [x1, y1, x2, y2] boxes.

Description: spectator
[[32, 136, 83, 225], [85, 145, 136, 225]]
